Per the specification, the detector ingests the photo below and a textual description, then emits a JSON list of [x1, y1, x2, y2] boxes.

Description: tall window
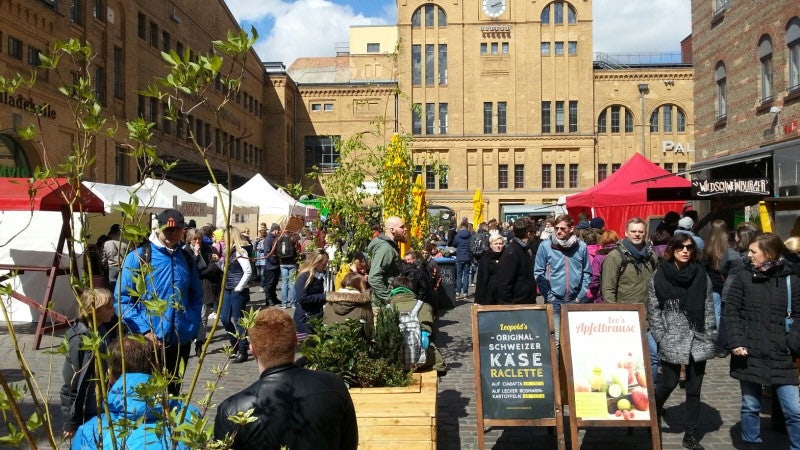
[[412, 8, 421, 27], [93, 0, 103, 20], [759, 35, 774, 102], [27, 47, 41, 66], [149, 21, 158, 48], [542, 101, 551, 133], [650, 110, 659, 132], [569, 164, 578, 188], [625, 109, 634, 133], [439, 103, 448, 134], [425, 44, 434, 85], [542, 164, 552, 188], [8, 37, 22, 59], [425, 103, 435, 134], [554, 2, 563, 23], [541, 5, 550, 24], [411, 45, 421, 85], [568, 41, 577, 55], [480, 43, 488, 55], [568, 101, 578, 132], [70, 0, 81, 24], [502, 42, 509, 54], [94, 66, 105, 104], [438, 7, 447, 27], [555, 101, 565, 133], [789, 18, 800, 91], [425, 4, 434, 27], [162, 32, 171, 53], [498, 164, 509, 189], [597, 110, 606, 133], [716, 62, 727, 120], [149, 98, 158, 125], [514, 164, 524, 188], [663, 106, 673, 132], [439, 165, 449, 189], [555, 164, 565, 188], [491, 43, 498, 55], [304, 136, 340, 172], [425, 167, 436, 189], [484, 102, 493, 134], [610, 106, 620, 133], [137, 12, 146, 39], [438, 44, 447, 85], [113, 47, 123, 99], [412, 104, 422, 135], [677, 109, 686, 132], [555, 41, 564, 55], [497, 102, 507, 134], [598, 164, 608, 182]]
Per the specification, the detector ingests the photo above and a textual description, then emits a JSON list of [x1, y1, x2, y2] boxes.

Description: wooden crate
[[349, 370, 438, 449]]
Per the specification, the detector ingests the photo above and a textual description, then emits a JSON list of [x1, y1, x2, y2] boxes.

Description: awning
[[690, 139, 800, 172]]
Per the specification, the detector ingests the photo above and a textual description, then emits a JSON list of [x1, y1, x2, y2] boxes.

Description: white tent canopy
[[233, 174, 307, 226], [83, 181, 172, 213], [130, 178, 212, 225], [192, 183, 260, 227]]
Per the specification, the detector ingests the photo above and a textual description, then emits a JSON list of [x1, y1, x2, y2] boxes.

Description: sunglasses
[[676, 244, 696, 251], [554, 226, 570, 231]]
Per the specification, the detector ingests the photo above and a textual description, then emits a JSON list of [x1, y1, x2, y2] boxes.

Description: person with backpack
[[115, 209, 202, 396], [402, 250, 435, 306], [277, 231, 300, 309], [388, 277, 446, 376], [259, 223, 281, 307], [470, 222, 489, 286], [452, 221, 473, 299], [601, 216, 660, 386]]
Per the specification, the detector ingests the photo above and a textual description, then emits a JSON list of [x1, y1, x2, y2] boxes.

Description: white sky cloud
[[226, 0, 691, 66]]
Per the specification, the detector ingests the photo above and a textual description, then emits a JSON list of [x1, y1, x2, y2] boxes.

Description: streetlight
[[638, 83, 649, 157]]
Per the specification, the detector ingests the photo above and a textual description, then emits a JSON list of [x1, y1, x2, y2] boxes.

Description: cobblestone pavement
[[0, 286, 796, 449]]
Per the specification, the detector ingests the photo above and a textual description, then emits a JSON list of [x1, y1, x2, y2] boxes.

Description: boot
[[232, 347, 248, 364], [681, 433, 704, 450]]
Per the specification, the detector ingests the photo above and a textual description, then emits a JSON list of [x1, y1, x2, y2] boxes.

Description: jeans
[[712, 291, 722, 328], [455, 261, 471, 295], [740, 380, 800, 447], [648, 331, 660, 388], [221, 289, 249, 351], [470, 260, 478, 284], [261, 266, 279, 305], [161, 342, 190, 396], [280, 265, 297, 307], [656, 359, 707, 435]]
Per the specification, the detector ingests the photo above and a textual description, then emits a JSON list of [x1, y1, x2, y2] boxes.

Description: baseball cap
[[589, 217, 605, 229], [678, 216, 694, 230], [156, 209, 186, 229], [576, 220, 590, 230]]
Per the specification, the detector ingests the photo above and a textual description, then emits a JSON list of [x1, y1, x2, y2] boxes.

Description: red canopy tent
[[0, 178, 105, 349], [566, 153, 690, 234]]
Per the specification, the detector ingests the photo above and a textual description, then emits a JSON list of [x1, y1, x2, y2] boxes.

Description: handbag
[[786, 277, 794, 333]]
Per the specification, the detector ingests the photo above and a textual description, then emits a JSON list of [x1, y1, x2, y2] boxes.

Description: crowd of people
[[63, 206, 800, 449]]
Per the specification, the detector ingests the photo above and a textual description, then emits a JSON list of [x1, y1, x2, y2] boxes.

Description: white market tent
[[130, 177, 213, 226], [192, 183, 260, 230], [82, 181, 172, 214], [233, 174, 307, 227], [277, 188, 318, 220]]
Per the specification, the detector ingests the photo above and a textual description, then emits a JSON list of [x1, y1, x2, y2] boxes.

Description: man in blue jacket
[[115, 209, 202, 395], [534, 214, 592, 347]]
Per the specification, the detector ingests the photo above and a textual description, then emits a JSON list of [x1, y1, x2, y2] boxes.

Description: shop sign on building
[[661, 141, 694, 155], [691, 178, 771, 197]]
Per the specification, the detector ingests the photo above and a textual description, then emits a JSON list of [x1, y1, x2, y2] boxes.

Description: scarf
[[755, 258, 783, 273], [551, 234, 578, 251], [653, 259, 707, 332]]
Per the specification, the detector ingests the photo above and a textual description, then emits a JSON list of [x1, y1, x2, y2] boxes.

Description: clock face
[[482, 0, 506, 18]]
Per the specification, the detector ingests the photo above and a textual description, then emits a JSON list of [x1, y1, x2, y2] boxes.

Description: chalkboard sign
[[472, 304, 564, 450]]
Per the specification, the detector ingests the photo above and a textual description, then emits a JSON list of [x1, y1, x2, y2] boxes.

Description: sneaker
[[194, 341, 202, 357], [681, 433, 704, 450], [232, 349, 248, 364]]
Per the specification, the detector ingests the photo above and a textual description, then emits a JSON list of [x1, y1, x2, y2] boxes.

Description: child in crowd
[[323, 272, 374, 341]]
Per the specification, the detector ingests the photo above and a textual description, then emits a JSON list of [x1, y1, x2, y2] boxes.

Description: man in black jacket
[[214, 308, 358, 449], [495, 217, 537, 304]]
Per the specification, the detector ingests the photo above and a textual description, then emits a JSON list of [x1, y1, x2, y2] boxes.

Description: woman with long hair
[[293, 248, 329, 337], [725, 233, 800, 449], [734, 222, 759, 255], [703, 220, 744, 328], [648, 233, 717, 450], [587, 229, 619, 302], [219, 226, 252, 363], [475, 231, 505, 305]]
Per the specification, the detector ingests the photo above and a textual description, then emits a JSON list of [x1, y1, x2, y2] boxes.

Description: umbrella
[[410, 174, 428, 242], [472, 188, 485, 229]]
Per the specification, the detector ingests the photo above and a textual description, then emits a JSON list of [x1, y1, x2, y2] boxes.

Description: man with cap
[[675, 216, 705, 250], [259, 223, 282, 307], [115, 208, 202, 396]]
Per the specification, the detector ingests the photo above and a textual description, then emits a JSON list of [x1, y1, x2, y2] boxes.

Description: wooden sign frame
[[560, 303, 660, 449], [472, 304, 565, 450]]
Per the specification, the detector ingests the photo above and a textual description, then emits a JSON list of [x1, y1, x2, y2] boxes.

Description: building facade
[[0, 0, 271, 190], [291, 0, 695, 222], [690, 1, 800, 204]]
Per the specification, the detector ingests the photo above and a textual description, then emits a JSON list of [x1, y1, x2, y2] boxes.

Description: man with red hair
[[214, 309, 358, 449]]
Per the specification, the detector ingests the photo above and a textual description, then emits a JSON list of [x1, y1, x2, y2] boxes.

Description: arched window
[[541, 2, 576, 25], [715, 62, 727, 120], [788, 17, 800, 91], [0, 134, 31, 177], [597, 105, 634, 134], [758, 35, 774, 102], [412, 4, 447, 28], [649, 104, 688, 133]]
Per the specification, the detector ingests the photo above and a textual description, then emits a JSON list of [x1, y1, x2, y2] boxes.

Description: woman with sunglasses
[[647, 234, 716, 450], [725, 233, 800, 449]]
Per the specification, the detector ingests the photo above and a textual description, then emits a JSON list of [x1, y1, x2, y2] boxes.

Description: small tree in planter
[[300, 307, 412, 388]]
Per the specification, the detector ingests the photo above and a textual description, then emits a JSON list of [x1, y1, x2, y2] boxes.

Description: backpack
[[276, 235, 296, 260], [470, 231, 488, 257], [399, 300, 427, 371]]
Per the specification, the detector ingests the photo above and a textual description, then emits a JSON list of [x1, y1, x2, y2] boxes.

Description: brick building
[[0, 0, 273, 190], [690, 1, 800, 221], [291, 0, 695, 221]]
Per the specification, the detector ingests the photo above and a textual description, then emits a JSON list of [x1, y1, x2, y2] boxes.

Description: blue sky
[[225, 0, 691, 67]]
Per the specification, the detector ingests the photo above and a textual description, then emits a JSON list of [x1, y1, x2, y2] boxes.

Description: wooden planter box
[[349, 370, 438, 449]]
